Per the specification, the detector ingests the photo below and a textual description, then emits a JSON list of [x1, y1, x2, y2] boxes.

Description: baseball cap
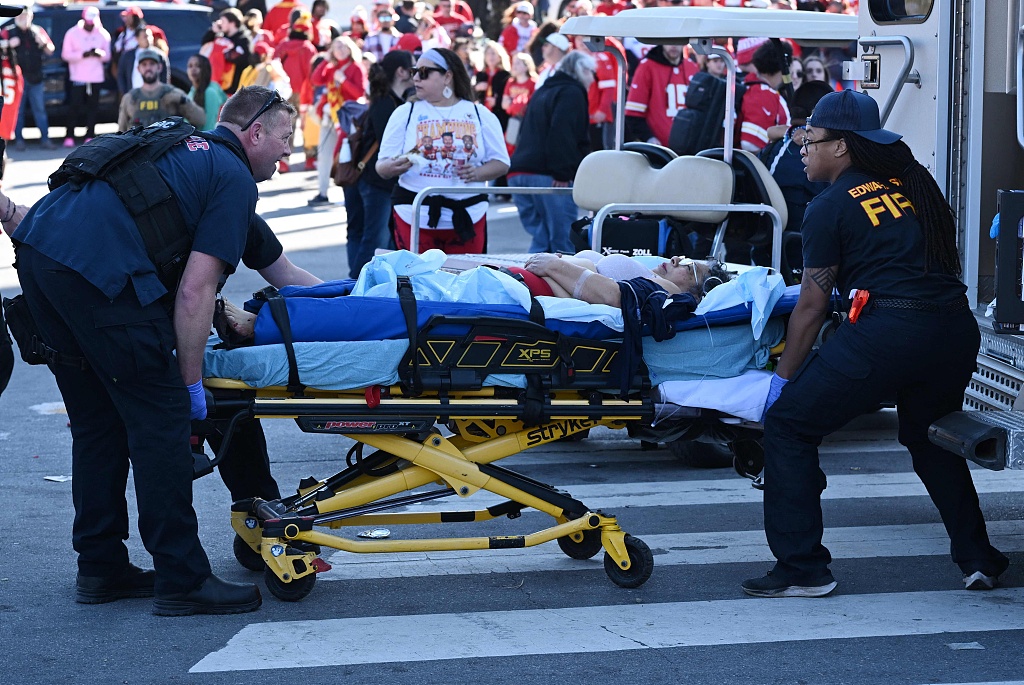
[[253, 41, 274, 58], [515, 1, 533, 12], [0, 4, 21, 17], [82, 6, 100, 21], [136, 47, 163, 64], [546, 33, 570, 52], [396, 32, 422, 52], [807, 90, 902, 144], [120, 5, 143, 18], [735, 36, 767, 65]]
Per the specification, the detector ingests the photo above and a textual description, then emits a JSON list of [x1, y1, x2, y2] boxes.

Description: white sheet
[[655, 369, 773, 422]]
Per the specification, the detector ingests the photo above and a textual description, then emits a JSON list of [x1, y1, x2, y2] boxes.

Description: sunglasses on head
[[412, 65, 447, 79], [240, 91, 285, 131], [683, 258, 725, 295]]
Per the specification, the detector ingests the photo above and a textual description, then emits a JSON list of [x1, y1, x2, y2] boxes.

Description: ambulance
[[560, 2, 1024, 471]]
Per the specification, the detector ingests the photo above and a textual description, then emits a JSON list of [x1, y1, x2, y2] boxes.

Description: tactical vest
[[129, 84, 177, 128], [48, 117, 250, 299]]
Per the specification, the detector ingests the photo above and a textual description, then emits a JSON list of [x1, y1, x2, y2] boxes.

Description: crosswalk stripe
[[189, 588, 1024, 672], [319, 520, 1024, 581], [389, 469, 1024, 512]]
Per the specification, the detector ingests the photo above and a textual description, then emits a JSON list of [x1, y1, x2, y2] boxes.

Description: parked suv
[[2, 1, 214, 127]]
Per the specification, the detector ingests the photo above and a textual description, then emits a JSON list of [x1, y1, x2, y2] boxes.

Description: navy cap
[[807, 90, 902, 145]]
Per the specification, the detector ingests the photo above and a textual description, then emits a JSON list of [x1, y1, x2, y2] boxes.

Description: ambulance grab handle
[[1017, 25, 1024, 151], [858, 35, 919, 127]]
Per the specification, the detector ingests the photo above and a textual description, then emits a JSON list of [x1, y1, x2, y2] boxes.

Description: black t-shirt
[[242, 214, 283, 272], [9, 25, 46, 84], [801, 168, 966, 306]]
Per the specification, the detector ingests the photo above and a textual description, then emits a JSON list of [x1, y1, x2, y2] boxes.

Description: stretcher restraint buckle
[[871, 295, 968, 314]]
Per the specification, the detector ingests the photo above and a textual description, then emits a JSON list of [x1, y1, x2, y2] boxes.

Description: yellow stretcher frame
[[209, 378, 657, 602]]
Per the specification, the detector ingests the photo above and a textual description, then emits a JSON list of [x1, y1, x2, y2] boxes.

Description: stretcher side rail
[[410, 185, 574, 253], [591, 202, 784, 273], [396, 313, 646, 395]]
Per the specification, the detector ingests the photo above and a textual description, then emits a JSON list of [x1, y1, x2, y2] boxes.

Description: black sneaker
[[741, 570, 838, 598], [152, 574, 261, 616], [307, 194, 330, 206], [76, 564, 156, 604]]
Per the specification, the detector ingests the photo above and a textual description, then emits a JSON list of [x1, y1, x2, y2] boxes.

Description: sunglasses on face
[[412, 65, 447, 80], [240, 91, 285, 131], [792, 70, 803, 77]]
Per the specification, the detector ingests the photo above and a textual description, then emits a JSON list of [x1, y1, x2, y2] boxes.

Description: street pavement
[[1, 128, 1024, 685]]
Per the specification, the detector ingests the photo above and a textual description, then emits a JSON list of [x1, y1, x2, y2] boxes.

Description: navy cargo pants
[[763, 304, 1009, 583], [18, 245, 212, 595]]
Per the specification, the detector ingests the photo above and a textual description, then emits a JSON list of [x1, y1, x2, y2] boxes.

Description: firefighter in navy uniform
[[11, 87, 294, 615], [743, 90, 1009, 598]]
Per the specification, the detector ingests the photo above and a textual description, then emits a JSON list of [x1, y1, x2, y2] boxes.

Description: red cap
[[396, 32, 422, 52], [254, 41, 274, 58], [120, 5, 143, 18]]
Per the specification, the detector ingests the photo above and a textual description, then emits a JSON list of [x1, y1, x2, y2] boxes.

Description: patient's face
[[656, 257, 713, 295]]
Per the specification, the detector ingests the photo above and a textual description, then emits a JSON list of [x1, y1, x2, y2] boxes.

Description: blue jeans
[[16, 80, 48, 143], [344, 179, 395, 278], [509, 173, 579, 253]]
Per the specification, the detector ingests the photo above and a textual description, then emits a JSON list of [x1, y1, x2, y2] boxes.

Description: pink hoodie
[[61, 20, 111, 84]]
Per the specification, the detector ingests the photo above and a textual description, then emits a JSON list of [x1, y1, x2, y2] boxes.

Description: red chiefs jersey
[[624, 55, 699, 146], [588, 38, 623, 123], [739, 72, 790, 151]]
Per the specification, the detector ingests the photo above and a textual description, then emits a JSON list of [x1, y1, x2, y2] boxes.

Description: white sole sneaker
[[742, 580, 838, 598], [963, 571, 997, 590]]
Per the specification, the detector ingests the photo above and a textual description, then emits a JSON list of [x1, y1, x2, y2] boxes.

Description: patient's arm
[[525, 253, 622, 306]]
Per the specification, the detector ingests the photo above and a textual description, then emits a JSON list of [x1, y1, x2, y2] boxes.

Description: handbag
[[332, 138, 379, 187]]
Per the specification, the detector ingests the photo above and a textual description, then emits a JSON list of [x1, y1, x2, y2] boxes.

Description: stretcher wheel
[[603, 535, 654, 588], [233, 534, 265, 572], [557, 528, 603, 560], [264, 565, 317, 602]]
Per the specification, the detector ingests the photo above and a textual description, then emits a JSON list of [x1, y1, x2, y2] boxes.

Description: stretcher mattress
[[203, 297, 791, 391]]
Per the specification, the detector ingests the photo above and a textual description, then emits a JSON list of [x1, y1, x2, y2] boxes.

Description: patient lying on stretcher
[[516, 251, 731, 306], [216, 252, 733, 341]]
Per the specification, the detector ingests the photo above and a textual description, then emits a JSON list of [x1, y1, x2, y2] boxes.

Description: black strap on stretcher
[[396, 276, 422, 395], [254, 286, 306, 396]]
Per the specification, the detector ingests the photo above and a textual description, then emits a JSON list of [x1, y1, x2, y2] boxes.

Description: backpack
[[48, 117, 238, 298], [667, 71, 746, 156]]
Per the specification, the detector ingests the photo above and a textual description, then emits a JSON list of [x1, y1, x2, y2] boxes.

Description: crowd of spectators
[[1, 0, 857, 261]]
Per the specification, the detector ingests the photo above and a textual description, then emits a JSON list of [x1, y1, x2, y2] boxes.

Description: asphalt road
[[1, 127, 1024, 685]]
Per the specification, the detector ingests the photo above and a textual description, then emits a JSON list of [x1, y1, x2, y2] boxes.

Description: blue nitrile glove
[[761, 373, 789, 422], [990, 213, 1000, 239], [187, 380, 207, 420]]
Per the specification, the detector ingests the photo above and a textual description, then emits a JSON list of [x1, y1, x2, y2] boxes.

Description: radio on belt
[[848, 289, 870, 323]]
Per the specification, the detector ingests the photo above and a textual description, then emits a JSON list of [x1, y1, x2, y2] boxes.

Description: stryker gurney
[[199, 264, 797, 602]]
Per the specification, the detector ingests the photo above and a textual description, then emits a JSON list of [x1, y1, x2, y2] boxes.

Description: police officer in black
[[743, 90, 1009, 598], [12, 86, 295, 615]]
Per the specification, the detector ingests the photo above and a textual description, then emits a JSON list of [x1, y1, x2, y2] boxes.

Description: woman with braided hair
[[742, 90, 1008, 599]]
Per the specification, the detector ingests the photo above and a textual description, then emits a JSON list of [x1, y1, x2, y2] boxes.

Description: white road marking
[[318, 520, 1024, 581], [190, 588, 1024, 672], [28, 401, 66, 415], [386, 469, 1024, 512]]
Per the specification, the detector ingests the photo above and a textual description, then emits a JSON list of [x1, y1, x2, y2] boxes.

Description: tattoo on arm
[[806, 266, 837, 295]]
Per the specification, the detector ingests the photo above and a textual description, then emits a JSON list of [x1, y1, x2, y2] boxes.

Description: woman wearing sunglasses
[[521, 251, 731, 306], [376, 47, 510, 254]]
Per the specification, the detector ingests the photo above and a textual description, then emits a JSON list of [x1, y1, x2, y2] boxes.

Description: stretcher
[[200, 276, 799, 602]]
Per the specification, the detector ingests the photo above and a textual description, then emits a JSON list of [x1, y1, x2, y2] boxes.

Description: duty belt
[[871, 295, 969, 314]]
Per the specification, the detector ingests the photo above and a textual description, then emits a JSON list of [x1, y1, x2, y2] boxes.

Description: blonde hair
[[332, 35, 363, 64], [511, 51, 537, 78], [482, 40, 511, 72]]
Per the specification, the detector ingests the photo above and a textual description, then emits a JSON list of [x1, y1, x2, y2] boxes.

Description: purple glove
[[187, 380, 207, 420], [761, 373, 789, 422]]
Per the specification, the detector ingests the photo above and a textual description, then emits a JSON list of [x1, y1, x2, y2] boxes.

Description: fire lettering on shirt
[[859, 191, 915, 227]]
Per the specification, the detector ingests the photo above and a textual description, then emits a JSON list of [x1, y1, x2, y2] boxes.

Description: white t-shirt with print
[[379, 99, 510, 228]]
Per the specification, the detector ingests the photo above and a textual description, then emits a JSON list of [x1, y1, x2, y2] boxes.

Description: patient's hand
[[524, 253, 561, 277], [224, 299, 255, 338]]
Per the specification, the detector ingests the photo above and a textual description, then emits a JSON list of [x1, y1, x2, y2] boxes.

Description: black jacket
[[509, 71, 590, 183], [361, 89, 405, 190]]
